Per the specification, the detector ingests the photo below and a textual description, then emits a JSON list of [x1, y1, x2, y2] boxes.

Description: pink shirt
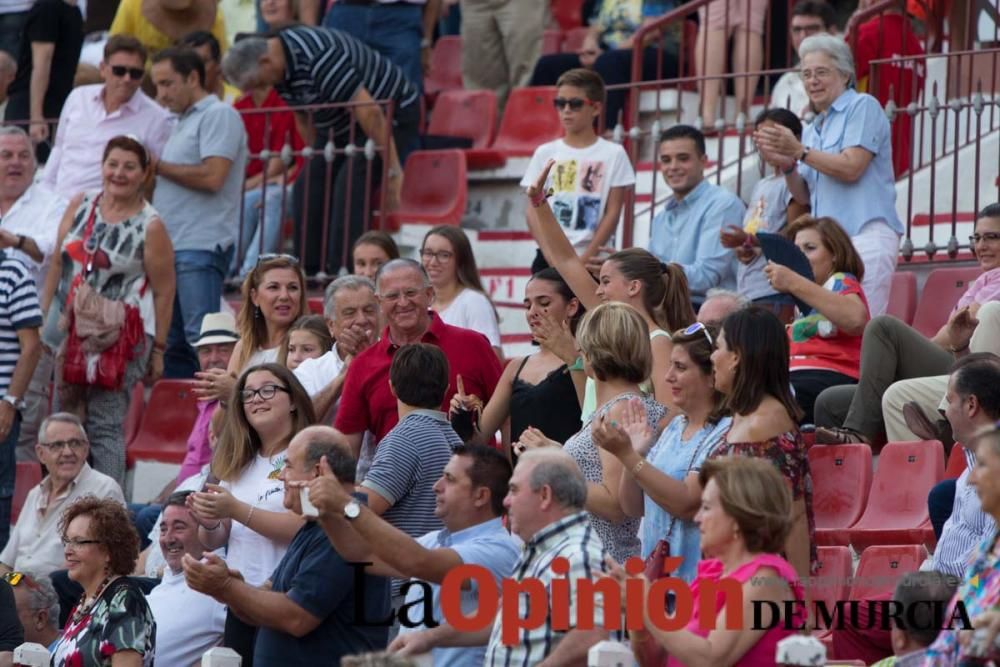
[[177, 400, 218, 483], [665, 554, 805, 667], [42, 84, 174, 198], [956, 267, 1000, 311]]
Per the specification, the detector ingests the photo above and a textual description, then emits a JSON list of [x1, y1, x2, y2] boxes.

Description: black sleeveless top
[[509, 355, 582, 446]]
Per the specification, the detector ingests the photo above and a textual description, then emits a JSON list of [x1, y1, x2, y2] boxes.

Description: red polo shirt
[[334, 311, 503, 442]]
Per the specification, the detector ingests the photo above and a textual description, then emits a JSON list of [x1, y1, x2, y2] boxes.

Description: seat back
[[12, 461, 42, 524], [810, 546, 853, 629], [127, 380, 201, 465], [542, 29, 562, 55], [850, 544, 926, 600], [492, 87, 562, 156], [426, 90, 498, 149], [123, 382, 145, 447], [562, 26, 591, 52], [809, 443, 873, 531], [912, 266, 981, 337], [858, 440, 944, 527], [425, 36, 464, 97], [398, 150, 468, 221], [886, 271, 917, 325], [945, 444, 967, 479]]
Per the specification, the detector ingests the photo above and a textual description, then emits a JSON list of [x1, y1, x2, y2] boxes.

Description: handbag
[[59, 194, 145, 391]]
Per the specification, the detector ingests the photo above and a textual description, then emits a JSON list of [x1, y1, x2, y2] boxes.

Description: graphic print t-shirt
[[521, 137, 635, 248]]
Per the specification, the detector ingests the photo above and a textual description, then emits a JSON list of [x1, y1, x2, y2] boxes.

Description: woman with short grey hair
[[754, 32, 902, 319]]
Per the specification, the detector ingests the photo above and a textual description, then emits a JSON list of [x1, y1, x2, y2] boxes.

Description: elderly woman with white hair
[[754, 33, 902, 318]]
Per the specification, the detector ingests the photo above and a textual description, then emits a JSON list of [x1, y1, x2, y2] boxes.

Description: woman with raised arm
[[526, 158, 695, 415]]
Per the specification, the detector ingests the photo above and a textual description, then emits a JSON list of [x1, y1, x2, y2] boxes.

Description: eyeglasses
[[800, 67, 837, 81], [39, 438, 88, 452], [61, 537, 101, 550], [552, 97, 594, 111], [378, 288, 424, 302], [420, 249, 454, 263], [110, 65, 145, 81], [969, 232, 1000, 245], [240, 383, 290, 403], [790, 23, 825, 36], [681, 321, 714, 347], [256, 253, 300, 267]]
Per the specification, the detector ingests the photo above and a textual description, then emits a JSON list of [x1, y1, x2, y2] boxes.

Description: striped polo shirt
[[275, 26, 419, 139], [0, 253, 42, 396]]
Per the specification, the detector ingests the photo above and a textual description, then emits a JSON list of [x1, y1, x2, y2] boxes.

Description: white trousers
[[852, 220, 901, 318]]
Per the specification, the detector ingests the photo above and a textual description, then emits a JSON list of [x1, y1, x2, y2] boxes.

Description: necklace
[[70, 575, 118, 624]]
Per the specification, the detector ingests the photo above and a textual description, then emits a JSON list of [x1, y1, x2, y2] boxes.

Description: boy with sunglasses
[[520, 68, 634, 273]]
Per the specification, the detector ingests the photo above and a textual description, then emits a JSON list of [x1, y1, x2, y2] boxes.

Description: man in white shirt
[[770, 1, 837, 116], [42, 34, 173, 199], [0, 413, 123, 576], [0, 126, 68, 463], [145, 490, 227, 666]]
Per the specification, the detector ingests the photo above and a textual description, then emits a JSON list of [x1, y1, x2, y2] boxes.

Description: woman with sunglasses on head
[[40, 135, 175, 490], [526, 158, 695, 417], [188, 362, 315, 666], [420, 225, 502, 357], [51, 496, 155, 666], [194, 254, 307, 405], [593, 322, 732, 582], [709, 306, 815, 582]]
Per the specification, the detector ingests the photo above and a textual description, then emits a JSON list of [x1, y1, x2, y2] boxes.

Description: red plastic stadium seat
[[542, 29, 562, 55], [551, 0, 585, 31], [849, 544, 926, 601], [124, 382, 145, 447], [810, 444, 873, 546], [911, 266, 981, 338], [466, 87, 561, 170], [12, 461, 42, 524], [424, 36, 464, 104], [385, 150, 468, 232], [127, 380, 201, 466], [308, 298, 323, 315], [427, 90, 498, 149], [810, 546, 853, 626], [562, 26, 590, 53], [886, 271, 917, 325], [945, 444, 967, 479], [847, 440, 944, 552]]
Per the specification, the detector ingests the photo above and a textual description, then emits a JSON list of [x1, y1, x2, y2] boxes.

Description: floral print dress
[[51, 578, 156, 667]]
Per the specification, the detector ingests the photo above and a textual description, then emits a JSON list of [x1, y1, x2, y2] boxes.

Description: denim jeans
[[165, 246, 233, 379], [234, 185, 291, 279], [323, 3, 424, 92], [0, 412, 23, 552]]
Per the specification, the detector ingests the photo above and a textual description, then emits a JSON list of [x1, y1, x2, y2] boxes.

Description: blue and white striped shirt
[[0, 253, 41, 396], [929, 448, 997, 577]]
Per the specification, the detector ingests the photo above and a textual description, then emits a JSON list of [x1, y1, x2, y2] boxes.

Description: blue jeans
[[165, 246, 233, 379], [323, 3, 424, 92], [234, 185, 291, 279], [0, 413, 23, 552]]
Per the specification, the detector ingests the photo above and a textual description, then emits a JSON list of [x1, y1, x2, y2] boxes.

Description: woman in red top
[[763, 215, 870, 424]]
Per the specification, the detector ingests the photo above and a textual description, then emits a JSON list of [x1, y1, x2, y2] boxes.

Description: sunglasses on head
[[256, 253, 300, 267], [552, 97, 594, 111], [110, 65, 145, 81], [681, 321, 714, 347]]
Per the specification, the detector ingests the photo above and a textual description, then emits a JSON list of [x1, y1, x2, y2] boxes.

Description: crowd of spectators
[[0, 1, 996, 667]]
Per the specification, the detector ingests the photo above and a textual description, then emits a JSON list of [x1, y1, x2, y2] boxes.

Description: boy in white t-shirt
[[520, 68, 635, 272]]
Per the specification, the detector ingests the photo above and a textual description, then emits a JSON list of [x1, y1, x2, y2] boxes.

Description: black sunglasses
[[552, 97, 593, 111], [110, 65, 145, 81]]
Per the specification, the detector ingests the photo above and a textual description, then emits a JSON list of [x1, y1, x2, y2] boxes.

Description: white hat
[[194, 312, 240, 347]]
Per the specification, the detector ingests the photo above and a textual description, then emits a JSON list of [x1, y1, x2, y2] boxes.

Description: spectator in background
[[696, 288, 748, 327], [110, 0, 226, 60], [184, 426, 391, 667], [8, 571, 60, 651], [4, 0, 83, 159], [649, 125, 745, 305], [41, 136, 175, 487], [0, 578, 22, 666], [334, 259, 502, 455], [151, 47, 247, 379], [258, 0, 304, 31], [281, 315, 333, 371], [869, 572, 958, 667], [696, 0, 768, 131], [352, 231, 400, 283], [231, 76, 304, 280], [322, 0, 435, 93], [42, 36, 173, 201], [530, 1, 679, 129], [0, 1, 31, 59], [145, 491, 227, 667], [181, 30, 240, 104], [0, 414, 123, 579], [0, 51, 16, 119], [460, 0, 546, 109], [755, 33, 902, 318], [222, 29, 419, 276], [770, 0, 837, 116], [421, 226, 502, 354], [849, 0, 924, 177], [521, 69, 635, 269], [0, 127, 67, 464]]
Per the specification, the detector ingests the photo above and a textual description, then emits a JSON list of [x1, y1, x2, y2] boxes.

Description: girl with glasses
[[188, 362, 315, 666]]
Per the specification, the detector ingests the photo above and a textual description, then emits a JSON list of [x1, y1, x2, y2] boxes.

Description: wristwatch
[[2, 395, 21, 410], [343, 499, 361, 520], [798, 146, 811, 163]]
